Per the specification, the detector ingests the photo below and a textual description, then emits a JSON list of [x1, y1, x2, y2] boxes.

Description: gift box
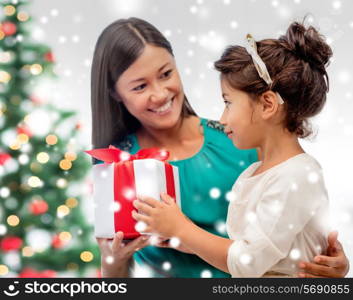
[[85, 146, 181, 239]]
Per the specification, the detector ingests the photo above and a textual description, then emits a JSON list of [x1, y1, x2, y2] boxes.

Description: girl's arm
[[132, 193, 233, 274], [177, 218, 232, 273]]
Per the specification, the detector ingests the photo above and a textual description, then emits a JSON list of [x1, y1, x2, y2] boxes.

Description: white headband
[[245, 34, 284, 104]]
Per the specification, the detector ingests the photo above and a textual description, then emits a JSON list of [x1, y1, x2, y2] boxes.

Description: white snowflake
[[290, 248, 301, 260], [290, 182, 298, 191], [201, 269, 212, 278], [332, 0, 342, 10], [215, 221, 227, 234], [105, 256, 114, 264], [190, 6, 198, 14], [307, 171, 319, 183], [209, 187, 221, 199], [169, 237, 180, 248], [148, 235, 160, 246], [338, 70, 351, 84], [162, 261, 172, 271], [225, 191, 237, 202], [109, 202, 121, 213], [135, 221, 147, 233], [246, 212, 257, 223], [50, 9, 59, 17], [239, 253, 253, 265], [230, 21, 238, 29], [123, 188, 135, 200]]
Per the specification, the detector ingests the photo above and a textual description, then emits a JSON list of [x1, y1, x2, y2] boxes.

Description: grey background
[[19, 0, 353, 276]]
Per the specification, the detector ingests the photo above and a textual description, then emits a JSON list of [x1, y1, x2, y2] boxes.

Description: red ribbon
[[86, 146, 176, 239], [85, 145, 169, 164]]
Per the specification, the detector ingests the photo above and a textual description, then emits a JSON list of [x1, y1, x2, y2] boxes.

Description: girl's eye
[[224, 100, 231, 108], [161, 69, 172, 79], [132, 83, 146, 91]]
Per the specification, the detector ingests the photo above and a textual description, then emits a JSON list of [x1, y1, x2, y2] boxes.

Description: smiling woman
[[90, 18, 196, 151]]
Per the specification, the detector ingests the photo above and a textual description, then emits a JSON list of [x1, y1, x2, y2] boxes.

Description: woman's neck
[[137, 115, 200, 149]]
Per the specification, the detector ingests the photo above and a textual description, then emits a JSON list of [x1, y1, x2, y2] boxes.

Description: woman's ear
[[259, 91, 280, 120], [109, 88, 122, 103]]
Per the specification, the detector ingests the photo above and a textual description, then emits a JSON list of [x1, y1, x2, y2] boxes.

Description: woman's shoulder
[[113, 135, 136, 152], [92, 135, 137, 165], [203, 118, 225, 133]]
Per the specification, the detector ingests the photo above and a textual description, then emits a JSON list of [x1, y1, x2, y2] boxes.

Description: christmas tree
[[0, 0, 100, 277]]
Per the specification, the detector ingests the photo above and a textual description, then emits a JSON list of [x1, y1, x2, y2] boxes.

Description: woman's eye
[[161, 69, 172, 79], [132, 83, 146, 91], [224, 100, 231, 108]]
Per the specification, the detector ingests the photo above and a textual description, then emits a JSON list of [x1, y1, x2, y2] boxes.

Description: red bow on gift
[[85, 145, 169, 163]]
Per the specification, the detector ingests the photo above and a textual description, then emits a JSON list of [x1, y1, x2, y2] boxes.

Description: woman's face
[[220, 78, 262, 149], [115, 44, 184, 131]]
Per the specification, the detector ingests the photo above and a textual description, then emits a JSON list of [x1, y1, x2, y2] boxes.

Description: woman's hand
[[132, 193, 190, 238], [97, 231, 150, 277], [298, 231, 349, 278]]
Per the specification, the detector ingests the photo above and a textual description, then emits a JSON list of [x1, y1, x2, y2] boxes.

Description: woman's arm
[[298, 231, 349, 278]]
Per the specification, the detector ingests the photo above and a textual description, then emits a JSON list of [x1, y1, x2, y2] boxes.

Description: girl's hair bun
[[280, 22, 333, 72]]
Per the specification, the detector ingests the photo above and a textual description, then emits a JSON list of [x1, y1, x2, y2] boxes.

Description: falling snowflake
[[215, 221, 227, 234], [332, 0, 342, 10], [239, 253, 253, 265], [225, 191, 237, 202], [123, 188, 135, 200], [307, 171, 319, 183], [162, 261, 172, 271], [169, 237, 180, 248], [209, 187, 221, 199], [148, 234, 161, 246], [109, 202, 121, 213], [230, 21, 238, 29], [105, 256, 114, 264], [246, 212, 257, 223], [135, 221, 147, 233], [201, 269, 212, 278], [289, 248, 301, 260], [290, 183, 298, 191], [100, 170, 108, 178]]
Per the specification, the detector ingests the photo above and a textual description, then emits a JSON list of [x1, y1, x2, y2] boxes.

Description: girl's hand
[[132, 192, 190, 238], [97, 231, 150, 277], [298, 231, 349, 278]]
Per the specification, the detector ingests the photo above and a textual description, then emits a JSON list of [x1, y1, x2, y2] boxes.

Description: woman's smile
[[148, 96, 174, 115]]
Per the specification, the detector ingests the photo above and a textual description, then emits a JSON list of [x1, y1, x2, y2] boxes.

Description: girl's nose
[[220, 110, 227, 126]]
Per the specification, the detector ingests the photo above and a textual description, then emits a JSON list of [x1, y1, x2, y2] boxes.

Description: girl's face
[[220, 78, 262, 149], [115, 44, 184, 131]]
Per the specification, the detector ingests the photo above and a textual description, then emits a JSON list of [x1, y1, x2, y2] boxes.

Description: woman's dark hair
[[91, 17, 196, 151], [214, 21, 333, 138]]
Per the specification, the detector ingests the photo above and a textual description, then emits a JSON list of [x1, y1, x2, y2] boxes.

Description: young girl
[[132, 22, 333, 277]]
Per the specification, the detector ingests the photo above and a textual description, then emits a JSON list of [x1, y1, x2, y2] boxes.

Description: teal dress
[[95, 118, 258, 277]]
